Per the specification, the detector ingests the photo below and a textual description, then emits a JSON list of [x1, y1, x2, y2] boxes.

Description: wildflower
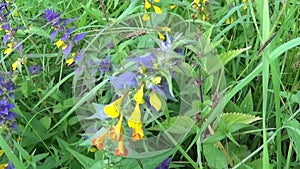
[[157, 32, 165, 41], [226, 17, 234, 24], [114, 140, 128, 156], [11, 59, 20, 71], [202, 14, 206, 21], [128, 104, 142, 129], [103, 95, 125, 118], [98, 55, 111, 77], [151, 76, 161, 84], [4, 43, 12, 54], [0, 150, 3, 156], [170, 5, 176, 9], [144, 0, 152, 9], [132, 127, 144, 141], [154, 0, 160, 2], [0, 99, 16, 125], [6, 163, 14, 169], [55, 39, 64, 48], [243, 0, 248, 10], [0, 163, 8, 169], [110, 114, 124, 141], [153, 5, 162, 14], [142, 13, 150, 21], [28, 65, 41, 75], [155, 158, 171, 169], [150, 90, 162, 111], [134, 84, 144, 104], [92, 128, 109, 150]]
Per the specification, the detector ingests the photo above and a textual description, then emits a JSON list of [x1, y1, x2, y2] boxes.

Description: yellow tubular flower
[[110, 114, 124, 141], [12, 59, 20, 71], [92, 128, 109, 150], [202, 14, 207, 21], [66, 57, 74, 66], [158, 32, 165, 41], [170, 5, 176, 9], [104, 95, 124, 118], [145, 0, 152, 9], [128, 104, 142, 129], [153, 5, 163, 14], [132, 127, 144, 141], [134, 84, 144, 104], [142, 13, 150, 21], [0, 163, 8, 169], [114, 140, 128, 156], [4, 43, 13, 55], [55, 39, 64, 48]]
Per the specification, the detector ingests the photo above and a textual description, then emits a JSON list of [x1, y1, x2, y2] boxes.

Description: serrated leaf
[[219, 47, 251, 66], [221, 112, 261, 126], [150, 90, 162, 111]]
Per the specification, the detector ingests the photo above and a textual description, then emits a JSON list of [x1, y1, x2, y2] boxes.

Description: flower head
[[109, 114, 124, 141], [92, 128, 109, 151], [0, 99, 16, 125], [156, 158, 171, 169], [128, 104, 142, 129], [132, 127, 144, 141], [104, 95, 124, 118], [134, 84, 144, 104], [114, 140, 128, 156], [28, 65, 41, 75]]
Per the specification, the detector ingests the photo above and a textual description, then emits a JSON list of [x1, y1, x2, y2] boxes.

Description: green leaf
[[39, 116, 51, 130], [66, 148, 95, 169], [203, 143, 227, 169], [285, 119, 300, 161], [221, 112, 261, 127], [219, 47, 251, 66], [240, 90, 254, 113]]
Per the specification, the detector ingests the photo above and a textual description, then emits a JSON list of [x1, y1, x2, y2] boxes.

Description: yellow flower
[[66, 57, 74, 66], [89, 147, 97, 153], [195, 0, 200, 4], [202, 14, 207, 21], [109, 114, 124, 141], [55, 39, 64, 48], [4, 43, 13, 55], [243, 5, 247, 10], [153, 5, 162, 14], [144, 0, 152, 9], [15, 10, 19, 17], [154, 0, 160, 2], [170, 5, 176, 9], [134, 84, 144, 104], [128, 104, 142, 129], [0, 150, 4, 157], [142, 13, 150, 21], [12, 59, 20, 71], [150, 90, 162, 111], [151, 76, 161, 84], [0, 163, 8, 169], [62, 45, 68, 50], [157, 32, 165, 41], [92, 128, 109, 151], [132, 127, 144, 141], [104, 95, 125, 118], [160, 27, 171, 32], [114, 140, 128, 156]]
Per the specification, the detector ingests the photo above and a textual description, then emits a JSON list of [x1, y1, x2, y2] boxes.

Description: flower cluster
[[0, 73, 16, 127], [43, 9, 86, 66], [0, 150, 15, 169], [155, 158, 171, 169], [1, 2, 23, 71], [142, 0, 176, 21], [192, 0, 210, 21]]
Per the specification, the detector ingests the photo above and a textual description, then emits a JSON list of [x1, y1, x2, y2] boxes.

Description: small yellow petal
[[0, 150, 4, 157], [170, 5, 176, 9], [128, 104, 143, 129], [142, 13, 150, 21], [55, 39, 64, 48], [226, 18, 231, 25], [150, 90, 162, 111], [195, 0, 200, 4], [151, 76, 161, 84], [0, 163, 8, 169], [202, 14, 207, 21], [4, 47, 12, 55], [66, 57, 74, 66], [144, 0, 152, 9], [157, 32, 165, 41], [132, 127, 144, 141], [62, 45, 68, 50], [134, 84, 145, 104], [12, 60, 19, 71], [15, 10, 19, 17], [104, 96, 124, 118], [154, 0, 160, 2], [89, 147, 97, 153], [153, 5, 162, 14], [110, 114, 124, 141]]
